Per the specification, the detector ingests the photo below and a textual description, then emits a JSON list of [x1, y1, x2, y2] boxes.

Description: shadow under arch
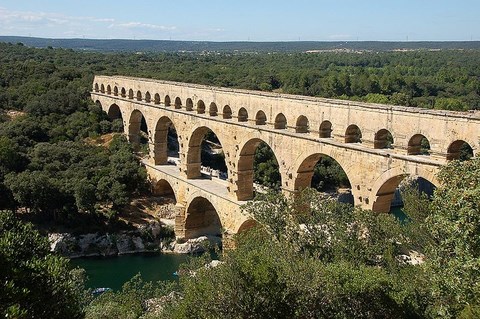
[[236, 219, 257, 234], [153, 179, 176, 202], [294, 152, 353, 205], [447, 139, 474, 161], [153, 116, 179, 165], [184, 196, 222, 239], [236, 138, 281, 201], [371, 167, 439, 213], [107, 103, 123, 121]]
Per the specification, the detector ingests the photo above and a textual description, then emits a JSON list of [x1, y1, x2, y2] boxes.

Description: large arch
[[153, 116, 178, 165], [345, 124, 362, 143], [255, 110, 267, 125], [107, 103, 122, 121], [408, 134, 430, 155], [184, 197, 222, 239], [319, 120, 332, 138], [370, 167, 439, 213], [295, 115, 309, 133], [128, 109, 149, 151], [274, 113, 287, 129], [185, 126, 226, 179], [236, 138, 281, 201], [447, 140, 473, 161], [374, 129, 394, 149], [223, 105, 232, 119]]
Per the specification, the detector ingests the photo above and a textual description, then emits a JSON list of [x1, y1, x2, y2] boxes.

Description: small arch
[[164, 95, 171, 107], [447, 140, 473, 161], [319, 121, 332, 138], [154, 93, 160, 104], [408, 134, 430, 155], [153, 179, 176, 201], [136, 90, 142, 101], [255, 110, 267, 125], [237, 219, 257, 233], [106, 85, 112, 94], [145, 91, 151, 103], [274, 113, 287, 129], [175, 97, 182, 109], [374, 129, 394, 149], [345, 124, 362, 143], [238, 107, 248, 122], [295, 115, 309, 133], [197, 100, 206, 114], [209, 102, 218, 116], [113, 86, 119, 96], [121, 87, 126, 98], [223, 105, 232, 119], [186, 98, 194, 111], [184, 197, 222, 239], [100, 84, 105, 93], [128, 89, 134, 99], [94, 83, 99, 92]]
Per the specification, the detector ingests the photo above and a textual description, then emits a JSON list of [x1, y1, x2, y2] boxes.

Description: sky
[[0, 0, 479, 42]]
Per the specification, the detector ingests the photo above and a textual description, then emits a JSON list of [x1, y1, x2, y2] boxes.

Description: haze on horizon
[[0, 0, 479, 42]]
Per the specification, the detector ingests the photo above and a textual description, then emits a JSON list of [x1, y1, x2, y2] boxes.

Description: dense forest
[[0, 41, 479, 318]]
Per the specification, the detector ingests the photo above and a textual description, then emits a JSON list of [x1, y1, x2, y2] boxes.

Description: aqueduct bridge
[[92, 75, 480, 239]]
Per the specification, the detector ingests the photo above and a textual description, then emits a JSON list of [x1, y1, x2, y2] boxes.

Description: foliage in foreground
[[0, 211, 86, 318]]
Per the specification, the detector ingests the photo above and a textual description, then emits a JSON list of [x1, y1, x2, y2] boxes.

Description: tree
[[0, 211, 86, 318]]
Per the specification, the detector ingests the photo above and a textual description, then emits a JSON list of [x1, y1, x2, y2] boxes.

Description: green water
[[391, 206, 409, 223], [71, 253, 189, 291]]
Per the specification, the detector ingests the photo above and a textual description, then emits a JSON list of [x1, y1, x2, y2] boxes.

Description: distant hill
[[1, 36, 480, 53]]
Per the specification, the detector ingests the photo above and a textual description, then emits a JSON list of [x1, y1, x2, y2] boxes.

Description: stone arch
[[223, 105, 232, 119], [238, 107, 248, 122], [154, 93, 160, 104], [296, 115, 309, 133], [164, 95, 171, 107], [319, 120, 332, 138], [128, 89, 134, 99], [293, 153, 352, 194], [197, 100, 206, 114], [175, 97, 182, 109], [128, 109, 148, 150], [153, 179, 176, 201], [274, 113, 287, 129], [255, 110, 267, 125], [153, 116, 178, 165], [106, 85, 111, 94], [136, 90, 142, 101], [345, 124, 362, 143], [236, 219, 257, 233], [236, 138, 281, 201], [186, 126, 226, 179], [408, 134, 430, 155], [447, 140, 474, 161], [94, 83, 99, 92], [113, 86, 119, 96], [209, 102, 218, 116], [100, 84, 105, 93], [374, 129, 394, 149], [121, 87, 126, 98], [184, 196, 222, 239], [186, 98, 193, 111], [107, 103, 122, 121], [371, 167, 439, 213], [95, 100, 102, 108], [145, 91, 151, 103]]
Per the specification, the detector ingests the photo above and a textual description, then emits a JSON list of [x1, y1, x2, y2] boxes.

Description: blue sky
[[0, 0, 478, 41]]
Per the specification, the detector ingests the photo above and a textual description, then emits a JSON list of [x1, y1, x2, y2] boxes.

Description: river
[[71, 253, 189, 291]]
